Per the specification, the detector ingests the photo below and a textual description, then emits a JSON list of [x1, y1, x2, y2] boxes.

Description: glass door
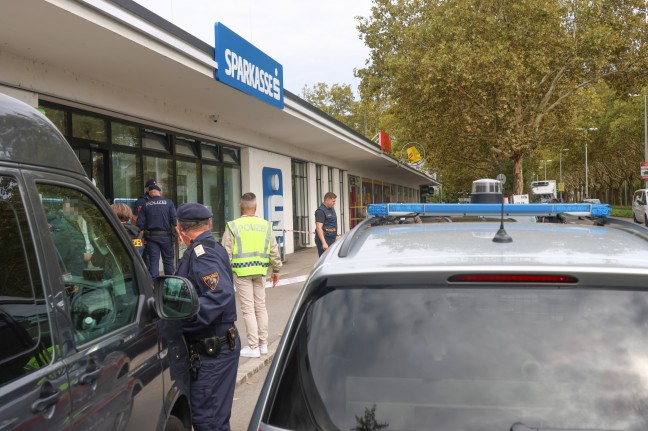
[[74, 148, 109, 197]]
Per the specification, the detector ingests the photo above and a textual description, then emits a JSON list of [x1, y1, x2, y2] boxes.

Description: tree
[[357, 0, 648, 194]]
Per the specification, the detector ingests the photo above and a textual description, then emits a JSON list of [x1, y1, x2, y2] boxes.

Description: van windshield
[[268, 286, 648, 431]]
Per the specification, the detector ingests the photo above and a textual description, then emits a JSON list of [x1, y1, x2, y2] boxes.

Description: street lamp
[[542, 159, 552, 180], [629, 94, 648, 188], [559, 149, 568, 201]]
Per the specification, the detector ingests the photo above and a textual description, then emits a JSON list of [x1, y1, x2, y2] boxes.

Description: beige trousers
[[234, 273, 268, 349]]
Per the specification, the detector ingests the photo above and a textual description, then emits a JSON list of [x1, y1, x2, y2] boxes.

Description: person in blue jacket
[[136, 184, 176, 278], [174, 202, 240, 431]]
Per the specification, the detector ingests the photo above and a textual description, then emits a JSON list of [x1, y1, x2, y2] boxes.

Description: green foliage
[[357, 0, 648, 194], [611, 206, 633, 218]]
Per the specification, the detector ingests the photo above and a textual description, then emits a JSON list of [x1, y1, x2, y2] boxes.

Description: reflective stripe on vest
[[227, 216, 272, 276]]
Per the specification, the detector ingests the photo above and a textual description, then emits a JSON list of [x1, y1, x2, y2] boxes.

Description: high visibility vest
[[227, 216, 272, 277]]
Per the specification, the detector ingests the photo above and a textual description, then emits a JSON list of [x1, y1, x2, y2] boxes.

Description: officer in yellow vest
[[222, 192, 282, 358]]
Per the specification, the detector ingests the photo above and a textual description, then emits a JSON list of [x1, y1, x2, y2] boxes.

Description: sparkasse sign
[[214, 22, 284, 109]]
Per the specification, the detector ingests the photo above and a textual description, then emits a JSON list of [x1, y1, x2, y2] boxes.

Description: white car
[[632, 189, 648, 224], [248, 201, 648, 431]]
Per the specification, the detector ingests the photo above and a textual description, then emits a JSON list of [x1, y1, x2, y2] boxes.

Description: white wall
[[242, 147, 294, 254]]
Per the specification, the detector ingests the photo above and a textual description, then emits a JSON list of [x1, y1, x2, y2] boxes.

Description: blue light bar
[[366, 203, 611, 218]]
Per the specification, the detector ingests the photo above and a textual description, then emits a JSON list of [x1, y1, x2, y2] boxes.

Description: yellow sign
[[558, 183, 565, 192], [406, 145, 422, 164]]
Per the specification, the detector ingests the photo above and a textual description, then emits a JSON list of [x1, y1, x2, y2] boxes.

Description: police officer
[[315, 191, 338, 256], [132, 178, 156, 223], [175, 203, 240, 431], [136, 184, 176, 278]]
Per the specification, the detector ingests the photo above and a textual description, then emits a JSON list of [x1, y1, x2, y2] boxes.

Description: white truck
[[531, 180, 557, 203]]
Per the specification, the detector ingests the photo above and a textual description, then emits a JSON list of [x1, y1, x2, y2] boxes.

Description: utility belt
[[187, 326, 238, 380], [145, 230, 172, 237]]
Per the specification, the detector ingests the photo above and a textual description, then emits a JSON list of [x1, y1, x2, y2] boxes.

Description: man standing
[[315, 191, 338, 257], [222, 192, 281, 358], [175, 203, 240, 431], [132, 178, 156, 223], [136, 184, 176, 278]]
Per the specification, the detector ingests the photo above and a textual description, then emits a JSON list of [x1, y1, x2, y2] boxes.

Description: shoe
[[259, 344, 268, 355], [240, 346, 260, 358]]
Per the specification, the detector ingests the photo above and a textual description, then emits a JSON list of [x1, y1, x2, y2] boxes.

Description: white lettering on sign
[[224, 48, 281, 101]]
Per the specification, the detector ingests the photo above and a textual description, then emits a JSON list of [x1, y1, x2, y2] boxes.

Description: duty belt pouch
[[227, 327, 237, 351], [203, 336, 221, 357]]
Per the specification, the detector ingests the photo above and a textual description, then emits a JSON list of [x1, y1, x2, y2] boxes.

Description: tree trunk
[[512, 154, 524, 195]]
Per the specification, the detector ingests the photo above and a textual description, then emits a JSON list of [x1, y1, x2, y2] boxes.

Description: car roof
[[310, 211, 648, 291], [0, 92, 85, 175]]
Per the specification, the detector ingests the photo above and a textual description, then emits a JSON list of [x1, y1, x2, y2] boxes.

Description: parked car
[[0, 92, 199, 431], [248, 201, 648, 431], [632, 189, 648, 224]]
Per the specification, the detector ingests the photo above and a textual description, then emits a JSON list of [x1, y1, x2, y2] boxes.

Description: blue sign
[[214, 22, 284, 109]]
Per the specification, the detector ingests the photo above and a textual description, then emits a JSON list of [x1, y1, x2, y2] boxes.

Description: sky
[[133, 0, 374, 96]]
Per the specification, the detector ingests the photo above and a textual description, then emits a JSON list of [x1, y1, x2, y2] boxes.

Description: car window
[[38, 184, 139, 344], [268, 286, 648, 430], [0, 176, 55, 386]]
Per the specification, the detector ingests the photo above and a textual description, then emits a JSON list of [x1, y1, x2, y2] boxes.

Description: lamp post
[[542, 160, 552, 180], [629, 94, 648, 188], [577, 127, 597, 199]]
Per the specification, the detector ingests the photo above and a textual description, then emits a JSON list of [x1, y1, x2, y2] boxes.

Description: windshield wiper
[[511, 422, 621, 431]]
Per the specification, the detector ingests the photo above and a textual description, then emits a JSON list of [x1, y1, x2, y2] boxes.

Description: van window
[[0, 176, 54, 386], [38, 184, 139, 344]]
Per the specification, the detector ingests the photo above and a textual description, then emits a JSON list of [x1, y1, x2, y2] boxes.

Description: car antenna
[[493, 177, 512, 243]]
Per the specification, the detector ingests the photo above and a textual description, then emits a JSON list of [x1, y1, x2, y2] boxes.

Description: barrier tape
[[273, 229, 316, 235]]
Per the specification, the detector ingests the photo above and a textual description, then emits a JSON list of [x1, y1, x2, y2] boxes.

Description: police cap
[[177, 203, 213, 221], [148, 184, 161, 192], [145, 179, 157, 188]]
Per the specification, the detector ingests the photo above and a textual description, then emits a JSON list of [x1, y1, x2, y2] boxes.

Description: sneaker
[[240, 346, 260, 358], [259, 344, 268, 355]]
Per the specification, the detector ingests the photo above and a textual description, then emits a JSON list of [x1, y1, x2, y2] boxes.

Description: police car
[[249, 202, 648, 431]]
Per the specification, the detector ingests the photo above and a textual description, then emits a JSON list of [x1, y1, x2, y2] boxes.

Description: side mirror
[[153, 276, 200, 320]]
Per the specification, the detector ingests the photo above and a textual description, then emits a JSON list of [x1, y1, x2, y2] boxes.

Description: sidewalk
[[235, 246, 319, 387]]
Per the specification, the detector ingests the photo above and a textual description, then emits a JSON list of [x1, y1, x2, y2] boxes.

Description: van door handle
[[30, 389, 61, 414], [79, 367, 103, 385]]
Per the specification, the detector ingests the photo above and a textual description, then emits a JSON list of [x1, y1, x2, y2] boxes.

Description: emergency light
[[366, 203, 611, 218]]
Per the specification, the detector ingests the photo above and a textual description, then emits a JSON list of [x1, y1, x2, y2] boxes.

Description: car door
[[0, 172, 72, 430], [28, 173, 167, 431]]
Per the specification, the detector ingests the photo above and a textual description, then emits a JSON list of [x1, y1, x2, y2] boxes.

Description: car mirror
[[153, 276, 199, 320]]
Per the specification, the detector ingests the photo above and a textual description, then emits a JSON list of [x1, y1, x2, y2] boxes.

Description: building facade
[[0, 0, 439, 256]]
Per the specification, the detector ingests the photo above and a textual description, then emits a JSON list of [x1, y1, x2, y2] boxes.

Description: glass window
[[176, 159, 198, 207], [143, 155, 174, 202], [223, 165, 241, 229], [175, 137, 198, 158], [111, 122, 141, 148], [39, 105, 68, 136], [38, 184, 139, 345], [328, 167, 334, 194], [203, 164, 222, 239], [112, 151, 141, 207], [222, 147, 239, 164], [269, 287, 648, 430], [72, 112, 107, 143], [142, 129, 170, 153], [0, 176, 53, 386], [201, 144, 220, 161]]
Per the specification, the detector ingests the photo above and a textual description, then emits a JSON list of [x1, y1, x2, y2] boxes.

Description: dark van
[[0, 92, 200, 431]]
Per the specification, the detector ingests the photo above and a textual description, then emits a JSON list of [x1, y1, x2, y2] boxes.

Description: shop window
[[142, 129, 170, 153], [111, 122, 141, 148], [72, 112, 107, 143], [143, 155, 174, 202], [176, 159, 198, 206], [39, 105, 68, 136], [203, 164, 222, 239], [223, 165, 241, 225], [201, 144, 220, 161], [175, 137, 198, 158], [112, 152, 141, 206], [222, 147, 239, 164]]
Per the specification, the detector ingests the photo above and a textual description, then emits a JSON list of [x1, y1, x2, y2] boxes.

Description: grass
[[611, 206, 633, 218]]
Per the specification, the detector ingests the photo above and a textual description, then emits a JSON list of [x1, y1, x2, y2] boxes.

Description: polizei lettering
[[147, 200, 168, 206], [224, 48, 281, 101]]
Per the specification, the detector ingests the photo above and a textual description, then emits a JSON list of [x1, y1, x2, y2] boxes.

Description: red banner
[[379, 130, 391, 152]]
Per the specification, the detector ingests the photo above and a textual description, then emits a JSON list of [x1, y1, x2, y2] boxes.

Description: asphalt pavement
[[234, 246, 319, 387]]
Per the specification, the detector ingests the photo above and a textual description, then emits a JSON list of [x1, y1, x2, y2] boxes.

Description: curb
[[235, 337, 280, 387]]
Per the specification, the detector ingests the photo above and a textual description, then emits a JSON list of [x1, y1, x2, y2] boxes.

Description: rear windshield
[[268, 287, 648, 430]]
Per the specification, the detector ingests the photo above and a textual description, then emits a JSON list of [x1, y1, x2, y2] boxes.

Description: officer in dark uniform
[[132, 178, 156, 223], [315, 191, 338, 256], [174, 203, 240, 431], [136, 184, 177, 278]]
